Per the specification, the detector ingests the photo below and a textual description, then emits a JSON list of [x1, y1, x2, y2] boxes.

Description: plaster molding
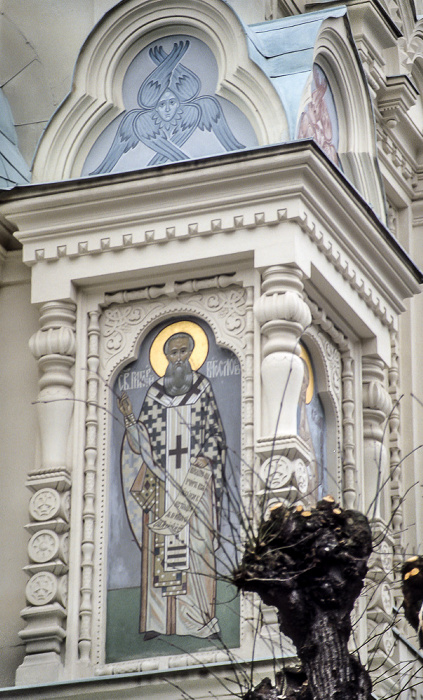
[[17, 301, 76, 684], [291, 209, 397, 330], [31, 0, 287, 182], [79, 309, 101, 665], [254, 265, 311, 441], [387, 329, 403, 568], [375, 114, 419, 198], [101, 285, 249, 379]]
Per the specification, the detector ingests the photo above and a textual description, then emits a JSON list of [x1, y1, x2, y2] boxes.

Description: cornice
[[0, 142, 420, 320], [0, 212, 20, 251]]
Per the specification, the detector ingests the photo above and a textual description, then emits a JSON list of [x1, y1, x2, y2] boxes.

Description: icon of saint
[[118, 323, 226, 638]]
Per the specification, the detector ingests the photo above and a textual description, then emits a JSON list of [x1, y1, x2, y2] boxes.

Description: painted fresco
[[297, 65, 339, 167], [298, 344, 327, 500], [107, 317, 241, 662], [84, 36, 257, 176]]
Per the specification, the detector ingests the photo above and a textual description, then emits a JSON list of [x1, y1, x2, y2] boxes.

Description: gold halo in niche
[[300, 344, 314, 405], [149, 321, 209, 377]]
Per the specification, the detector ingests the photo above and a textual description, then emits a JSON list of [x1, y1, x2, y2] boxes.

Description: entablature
[[1, 143, 419, 344]]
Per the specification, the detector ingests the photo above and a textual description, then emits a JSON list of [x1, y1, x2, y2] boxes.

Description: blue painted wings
[[90, 41, 245, 175]]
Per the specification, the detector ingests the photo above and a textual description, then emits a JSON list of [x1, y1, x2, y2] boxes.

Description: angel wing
[[134, 109, 198, 165], [147, 103, 200, 167], [90, 109, 143, 176], [149, 44, 201, 102], [138, 41, 190, 109], [196, 96, 245, 152]]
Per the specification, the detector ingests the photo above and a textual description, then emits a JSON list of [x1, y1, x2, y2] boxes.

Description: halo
[[300, 344, 314, 405], [149, 321, 209, 377]]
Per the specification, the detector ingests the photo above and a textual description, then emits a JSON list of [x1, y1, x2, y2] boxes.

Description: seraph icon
[[91, 40, 245, 174]]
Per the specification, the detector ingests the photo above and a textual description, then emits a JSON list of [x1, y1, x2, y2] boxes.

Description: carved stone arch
[[101, 289, 250, 387], [32, 0, 288, 182], [405, 23, 423, 95], [402, 0, 421, 35], [311, 16, 387, 223]]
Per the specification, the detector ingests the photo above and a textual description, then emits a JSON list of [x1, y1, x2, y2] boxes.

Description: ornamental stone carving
[[255, 265, 311, 441], [27, 530, 69, 565], [260, 455, 293, 490], [29, 301, 77, 473], [362, 357, 391, 520], [29, 489, 61, 521], [18, 301, 75, 685], [29, 488, 70, 522], [26, 572, 58, 606], [28, 530, 60, 563]]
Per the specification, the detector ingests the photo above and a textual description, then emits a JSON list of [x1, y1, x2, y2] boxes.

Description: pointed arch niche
[[31, 0, 288, 182], [296, 15, 387, 223]]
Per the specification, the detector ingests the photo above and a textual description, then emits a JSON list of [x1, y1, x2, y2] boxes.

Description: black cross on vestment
[[169, 434, 188, 470]]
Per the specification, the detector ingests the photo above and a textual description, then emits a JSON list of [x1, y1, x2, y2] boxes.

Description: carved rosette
[[16, 302, 75, 685]]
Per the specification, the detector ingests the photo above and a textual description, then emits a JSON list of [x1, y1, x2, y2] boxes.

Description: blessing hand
[[117, 391, 133, 417], [194, 456, 210, 469]]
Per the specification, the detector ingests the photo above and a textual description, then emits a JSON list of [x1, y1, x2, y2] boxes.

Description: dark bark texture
[[401, 555, 423, 648], [233, 498, 373, 700]]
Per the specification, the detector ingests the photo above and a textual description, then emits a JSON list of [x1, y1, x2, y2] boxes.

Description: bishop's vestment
[[121, 371, 226, 637]]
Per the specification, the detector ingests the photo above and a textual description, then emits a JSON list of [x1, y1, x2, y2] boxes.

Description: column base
[[16, 651, 64, 686]]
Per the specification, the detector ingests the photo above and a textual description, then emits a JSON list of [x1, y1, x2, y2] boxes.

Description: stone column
[[16, 301, 76, 685], [253, 265, 311, 643], [362, 356, 391, 521], [362, 355, 395, 670], [255, 266, 311, 443]]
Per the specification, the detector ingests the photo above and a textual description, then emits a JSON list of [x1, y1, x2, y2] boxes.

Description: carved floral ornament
[[101, 287, 248, 374], [29, 489, 70, 522]]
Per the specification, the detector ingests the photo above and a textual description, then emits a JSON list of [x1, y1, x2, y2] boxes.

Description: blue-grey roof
[[0, 88, 31, 189], [246, 7, 347, 139]]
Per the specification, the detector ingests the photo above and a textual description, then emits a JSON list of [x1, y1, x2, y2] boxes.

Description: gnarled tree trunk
[[233, 498, 373, 700]]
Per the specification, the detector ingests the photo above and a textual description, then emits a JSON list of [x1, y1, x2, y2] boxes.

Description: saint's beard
[[164, 359, 193, 396]]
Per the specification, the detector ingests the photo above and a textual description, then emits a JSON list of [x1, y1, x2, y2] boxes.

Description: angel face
[[157, 90, 180, 122]]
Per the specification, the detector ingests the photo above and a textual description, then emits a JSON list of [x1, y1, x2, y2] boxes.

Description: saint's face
[[165, 336, 192, 366], [157, 90, 180, 122]]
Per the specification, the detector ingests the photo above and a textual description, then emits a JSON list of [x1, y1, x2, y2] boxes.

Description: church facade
[[1, 0, 423, 698]]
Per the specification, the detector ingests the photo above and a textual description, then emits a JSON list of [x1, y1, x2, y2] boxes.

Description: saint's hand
[[117, 391, 133, 417], [194, 456, 210, 469]]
